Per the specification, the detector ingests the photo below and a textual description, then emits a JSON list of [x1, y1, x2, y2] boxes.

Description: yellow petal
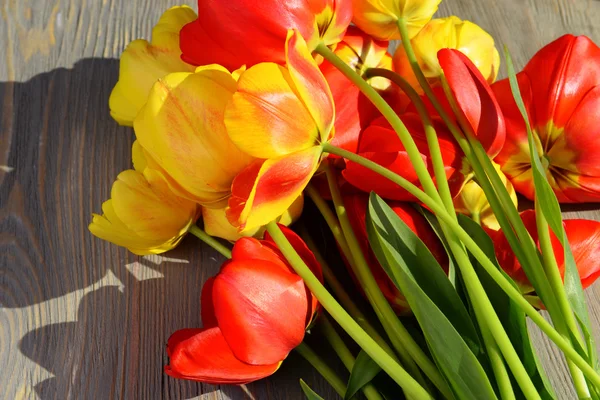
[[227, 147, 321, 232], [225, 63, 319, 159], [285, 30, 335, 143], [89, 168, 199, 255], [134, 68, 255, 206], [352, 0, 441, 40], [109, 6, 197, 126]]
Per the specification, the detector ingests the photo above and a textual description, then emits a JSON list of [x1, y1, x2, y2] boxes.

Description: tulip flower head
[[487, 210, 600, 302], [179, 0, 352, 70], [352, 0, 442, 41], [394, 16, 500, 92], [225, 30, 335, 232], [89, 142, 199, 255], [134, 65, 255, 207], [109, 6, 197, 126], [494, 35, 600, 202], [166, 226, 322, 383]]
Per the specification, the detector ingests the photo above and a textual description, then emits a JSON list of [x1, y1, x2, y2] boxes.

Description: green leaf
[[505, 47, 596, 363], [344, 350, 381, 400], [367, 193, 497, 400], [458, 214, 556, 400], [300, 379, 325, 400]]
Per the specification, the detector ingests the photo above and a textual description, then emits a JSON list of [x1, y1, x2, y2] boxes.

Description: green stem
[[267, 222, 433, 400], [305, 184, 356, 272], [300, 228, 398, 361], [295, 342, 347, 397], [479, 319, 516, 400], [314, 43, 440, 204], [322, 143, 600, 388], [364, 67, 455, 214], [188, 224, 232, 258], [320, 315, 384, 400], [323, 162, 451, 398], [365, 63, 521, 398], [535, 200, 591, 398]]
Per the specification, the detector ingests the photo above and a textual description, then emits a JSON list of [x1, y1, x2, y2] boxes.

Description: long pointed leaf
[[367, 193, 497, 400], [344, 351, 381, 400], [300, 379, 326, 400]]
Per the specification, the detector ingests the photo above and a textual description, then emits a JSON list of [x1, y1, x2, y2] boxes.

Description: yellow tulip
[[203, 195, 304, 241], [109, 6, 197, 126], [454, 163, 517, 230], [89, 142, 200, 255], [134, 65, 255, 207], [352, 0, 441, 41], [394, 16, 500, 91]]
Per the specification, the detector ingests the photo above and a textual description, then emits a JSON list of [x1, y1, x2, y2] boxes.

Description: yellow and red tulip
[[134, 65, 255, 207], [352, 0, 442, 41], [343, 114, 466, 201], [320, 26, 393, 154], [343, 192, 447, 314], [486, 210, 600, 300], [438, 48, 506, 158], [109, 6, 197, 126], [179, 0, 352, 70], [394, 16, 500, 92], [225, 30, 335, 232], [165, 226, 322, 383], [89, 142, 200, 255], [454, 162, 517, 230], [494, 35, 600, 202]]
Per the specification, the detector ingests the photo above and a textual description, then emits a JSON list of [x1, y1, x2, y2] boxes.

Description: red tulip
[[319, 26, 393, 154], [166, 225, 322, 383], [438, 48, 506, 158], [493, 35, 600, 202], [343, 113, 466, 201], [486, 210, 600, 298], [179, 0, 352, 70], [343, 192, 448, 314]]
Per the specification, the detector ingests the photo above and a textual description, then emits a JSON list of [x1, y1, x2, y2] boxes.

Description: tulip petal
[[165, 327, 280, 383], [232, 237, 291, 272], [134, 68, 255, 206], [563, 219, 600, 289], [213, 259, 309, 365], [225, 63, 319, 159], [227, 146, 322, 232], [201, 277, 218, 328], [438, 48, 506, 157], [109, 6, 196, 126], [285, 30, 335, 143]]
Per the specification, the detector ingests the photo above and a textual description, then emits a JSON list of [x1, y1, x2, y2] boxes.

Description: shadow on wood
[[0, 59, 339, 399]]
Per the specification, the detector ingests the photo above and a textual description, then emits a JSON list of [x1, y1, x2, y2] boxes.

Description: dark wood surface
[[3, 0, 600, 399]]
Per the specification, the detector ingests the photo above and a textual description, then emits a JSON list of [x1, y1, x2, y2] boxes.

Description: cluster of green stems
[[190, 17, 600, 400]]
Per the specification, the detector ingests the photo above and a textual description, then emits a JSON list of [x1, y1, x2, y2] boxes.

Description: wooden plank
[[1, 0, 600, 399]]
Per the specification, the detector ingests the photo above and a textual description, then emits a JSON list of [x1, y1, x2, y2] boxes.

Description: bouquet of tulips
[[90, 0, 600, 398]]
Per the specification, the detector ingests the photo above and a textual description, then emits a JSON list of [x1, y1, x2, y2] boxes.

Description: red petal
[[213, 259, 309, 365], [438, 49, 506, 157], [232, 237, 290, 272], [165, 327, 280, 383], [201, 277, 218, 328], [564, 219, 600, 288]]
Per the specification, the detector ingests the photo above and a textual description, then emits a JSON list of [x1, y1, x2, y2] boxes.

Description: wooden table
[[2, 0, 600, 399]]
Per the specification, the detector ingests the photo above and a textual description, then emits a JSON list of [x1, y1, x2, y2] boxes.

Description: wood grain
[[1, 0, 600, 399]]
